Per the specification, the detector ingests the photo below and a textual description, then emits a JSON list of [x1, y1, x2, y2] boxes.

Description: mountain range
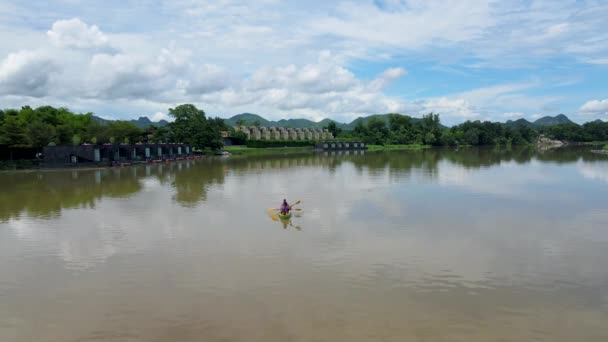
[[93, 116, 170, 128], [223, 113, 425, 130], [226, 113, 581, 130], [505, 114, 574, 128], [94, 112, 596, 130]]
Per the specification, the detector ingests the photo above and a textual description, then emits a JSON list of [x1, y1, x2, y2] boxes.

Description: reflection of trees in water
[[0, 160, 224, 220], [535, 146, 607, 164], [440, 146, 537, 169], [171, 159, 226, 206], [0, 169, 143, 221], [2, 147, 604, 221]]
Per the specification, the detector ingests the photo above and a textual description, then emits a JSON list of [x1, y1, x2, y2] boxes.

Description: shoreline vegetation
[[223, 146, 313, 155], [2, 104, 608, 170]]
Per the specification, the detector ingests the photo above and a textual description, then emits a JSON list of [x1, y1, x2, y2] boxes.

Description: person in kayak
[[280, 199, 291, 215]]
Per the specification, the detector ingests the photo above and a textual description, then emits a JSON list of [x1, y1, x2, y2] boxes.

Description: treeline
[[0, 104, 227, 150], [331, 114, 608, 146], [540, 121, 608, 142]]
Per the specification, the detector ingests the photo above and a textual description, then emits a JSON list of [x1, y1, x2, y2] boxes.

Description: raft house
[[314, 141, 367, 151], [42, 143, 199, 167]]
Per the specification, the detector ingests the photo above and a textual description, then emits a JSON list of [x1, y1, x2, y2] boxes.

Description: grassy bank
[[224, 146, 313, 155], [366, 144, 430, 152]]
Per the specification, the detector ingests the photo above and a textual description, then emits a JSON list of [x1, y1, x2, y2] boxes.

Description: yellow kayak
[[278, 212, 291, 220]]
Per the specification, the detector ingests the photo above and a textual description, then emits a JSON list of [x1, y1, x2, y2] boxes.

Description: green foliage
[[168, 104, 225, 150], [446, 120, 538, 146], [27, 122, 56, 148], [0, 105, 227, 154], [72, 134, 81, 146], [325, 120, 342, 138], [0, 115, 29, 147], [245, 140, 313, 148], [540, 121, 608, 142], [1, 105, 606, 156]]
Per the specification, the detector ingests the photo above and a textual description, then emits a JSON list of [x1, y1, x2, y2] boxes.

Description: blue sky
[[0, 0, 607, 125]]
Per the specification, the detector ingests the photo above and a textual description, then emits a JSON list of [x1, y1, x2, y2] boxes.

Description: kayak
[[278, 212, 291, 220]]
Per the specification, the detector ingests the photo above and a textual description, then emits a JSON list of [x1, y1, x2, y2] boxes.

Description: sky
[[0, 0, 607, 125]]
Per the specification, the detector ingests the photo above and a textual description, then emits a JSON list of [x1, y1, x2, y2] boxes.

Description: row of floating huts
[[40, 140, 368, 167], [42, 143, 196, 167], [314, 142, 367, 150]]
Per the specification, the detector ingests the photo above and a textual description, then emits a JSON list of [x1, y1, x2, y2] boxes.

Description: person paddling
[[280, 199, 291, 215]]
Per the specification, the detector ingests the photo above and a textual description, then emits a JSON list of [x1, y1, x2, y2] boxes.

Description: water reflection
[[1, 147, 608, 341], [1, 147, 606, 222], [268, 211, 303, 230]]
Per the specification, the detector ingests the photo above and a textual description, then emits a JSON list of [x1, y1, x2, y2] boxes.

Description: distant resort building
[[233, 126, 334, 141]]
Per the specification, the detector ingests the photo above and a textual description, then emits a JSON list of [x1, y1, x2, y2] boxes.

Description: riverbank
[[367, 144, 430, 152], [223, 146, 313, 155], [224, 144, 431, 155]]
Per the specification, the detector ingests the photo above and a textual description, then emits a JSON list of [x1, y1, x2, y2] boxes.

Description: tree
[[325, 120, 342, 138], [253, 120, 261, 127], [26, 122, 57, 148], [0, 116, 29, 147], [168, 104, 206, 145], [168, 104, 224, 150], [353, 121, 366, 138], [365, 117, 389, 145], [388, 114, 415, 144], [420, 113, 442, 145]]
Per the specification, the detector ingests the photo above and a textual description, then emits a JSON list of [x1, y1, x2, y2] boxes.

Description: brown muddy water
[[1, 147, 607, 341]]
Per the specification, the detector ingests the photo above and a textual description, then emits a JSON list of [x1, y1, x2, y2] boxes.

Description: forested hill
[[505, 114, 574, 128], [92, 116, 169, 128], [224, 113, 426, 130], [89, 112, 580, 130]]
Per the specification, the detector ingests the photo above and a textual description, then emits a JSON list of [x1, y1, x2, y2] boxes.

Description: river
[[1, 147, 607, 341]]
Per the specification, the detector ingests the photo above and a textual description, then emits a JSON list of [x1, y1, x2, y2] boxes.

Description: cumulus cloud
[[200, 59, 410, 121], [414, 97, 478, 120], [503, 112, 524, 119], [0, 1, 606, 121], [579, 99, 608, 116], [0, 50, 57, 97], [151, 112, 172, 122], [244, 53, 360, 94], [47, 18, 109, 49]]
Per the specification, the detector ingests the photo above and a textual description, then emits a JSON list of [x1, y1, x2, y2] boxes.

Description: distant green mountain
[[505, 114, 575, 128], [223, 113, 271, 127], [224, 113, 578, 131], [533, 114, 573, 126], [505, 118, 535, 128], [224, 113, 332, 129], [93, 115, 169, 128], [224, 113, 422, 130]]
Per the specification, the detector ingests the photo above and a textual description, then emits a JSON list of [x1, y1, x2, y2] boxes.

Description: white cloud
[[414, 97, 478, 120], [530, 113, 543, 120], [0, 50, 57, 97], [47, 18, 108, 49], [312, 0, 494, 50], [578, 162, 608, 184], [151, 111, 172, 122], [0, 2, 606, 122], [503, 112, 524, 119], [200, 59, 410, 121], [579, 99, 608, 116]]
